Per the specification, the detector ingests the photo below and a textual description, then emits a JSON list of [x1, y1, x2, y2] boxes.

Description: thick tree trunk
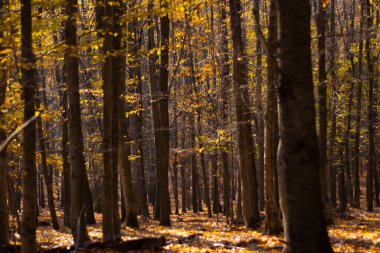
[[65, 0, 90, 246], [101, 0, 118, 242], [264, 0, 281, 235], [276, 0, 333, 251], [156, 0, 171, 225], [20, 0, 38, 251], [228, 0, 259, 228]]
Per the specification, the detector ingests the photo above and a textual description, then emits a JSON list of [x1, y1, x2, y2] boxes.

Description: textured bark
[[228, 0, 259, 228], [0, 0, 9, 245], [20, 0, 38, 251], [264, 0, 281, 235], [276, 0, 333, 251], [156, 0, 170, 225], [101, 0, 117, 242], [118, 0, 139, 228], [58, 60, 71, 227], [219, 0, 231, 223], [316, 0, 332, 224], [65, 0, 90, 246], [253, 0, 265, 212]]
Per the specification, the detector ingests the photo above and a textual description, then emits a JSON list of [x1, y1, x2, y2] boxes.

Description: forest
[[0, 0, 379, 252]]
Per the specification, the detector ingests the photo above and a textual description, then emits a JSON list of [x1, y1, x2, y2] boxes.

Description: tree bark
[[65, 0, 90, 246], [228, 0, 259, 228], [20, 0, 38, 251], [264, 0, 281, 235], [276, 0, 333, 251], [316, 0, 332, 224]]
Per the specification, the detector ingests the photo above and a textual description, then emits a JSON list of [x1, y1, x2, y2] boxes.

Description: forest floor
[[8, 204, 379, 252]]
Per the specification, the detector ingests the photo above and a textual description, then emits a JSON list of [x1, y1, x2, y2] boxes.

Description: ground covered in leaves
[[8, 205, 380, 252]]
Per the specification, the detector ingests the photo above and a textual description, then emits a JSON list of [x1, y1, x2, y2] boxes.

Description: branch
[[0, 113, 39, 153]]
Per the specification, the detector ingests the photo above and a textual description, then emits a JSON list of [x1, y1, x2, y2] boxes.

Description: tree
[[0, 0, 8, 245], [152, 0, 171, 226], [20, 0, 38, 252], [264, 0, 281, 235], [65, 0, 90, 246], [228, 0, 259, 228], [276, 0, 333, 251]]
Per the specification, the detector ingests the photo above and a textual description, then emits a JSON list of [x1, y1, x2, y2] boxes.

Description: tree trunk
[[219, 0, 231, 223], [0, 0, 9, 244], [20, 0, 38, 251], [211, 154, 221, 213], [276, 0, 333, 251], [253, 0, 265, 212], [353, 0, 364, 207], [180, 114, 187, 213], [228, 0, 259, 228], [36, 98, 59, 230], [328, 0, 337, 208], [65, 0, 90, 246], [264, 0, 281, 235], [365, 0, 375, 212], [117, 2, 139, 228], [316, 0, 332, 224], [155, 0, 171, 226]]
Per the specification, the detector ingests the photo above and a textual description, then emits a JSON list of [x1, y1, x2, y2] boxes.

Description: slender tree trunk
[[328, 0, 337, 208], [189, 114, 198, 213], [180, 114, 187, 213], [276, 0, 333, 251], [0, 0, 8, 244], [117, 1, 139, 228], [0, 0, 9, 244], [353, 0, 364, 207], [219, 0, 231, 223], [228, 0, 259, 228], [198, 114, 211, 217], [253, 0, 265, 212], [65, 0, 90, 246], [156, 0, 170, 225], [316, 0, 332, 224], [338, 143, 346, 212], [211, 154, 221, 213], [264, 0, 281, 235], [365, 0, 375, 212], [36, 98, 59, 230], [20, 0, 38, 251]]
